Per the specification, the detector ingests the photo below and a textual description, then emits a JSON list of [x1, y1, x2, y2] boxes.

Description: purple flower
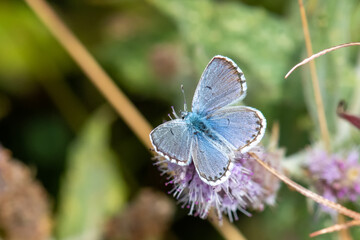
[[155, 147, 282, 222], [307, 148, 360, 211]]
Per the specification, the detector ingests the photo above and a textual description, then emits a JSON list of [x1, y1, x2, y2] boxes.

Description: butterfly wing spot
[[203, 106, 266, 157], [150, 119, 193, 165], [192, 56, 247, 115]]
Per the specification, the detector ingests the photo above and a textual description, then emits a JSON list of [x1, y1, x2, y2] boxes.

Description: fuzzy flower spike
[[307, 147, 360, 214], [150, 56, 280, 221], [155, 146, 282, 221]]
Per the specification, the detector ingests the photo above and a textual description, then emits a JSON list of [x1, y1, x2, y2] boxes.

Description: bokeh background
[[0, 0, 360, 239]]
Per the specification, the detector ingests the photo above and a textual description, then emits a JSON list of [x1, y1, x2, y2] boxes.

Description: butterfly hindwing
[[191, 133, 234, 186], [192, 56, 247, 116], [150, 119, 192, 165], [207, 106, 266, 153]]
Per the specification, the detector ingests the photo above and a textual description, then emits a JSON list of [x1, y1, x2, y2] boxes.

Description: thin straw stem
[[338, 214, 353, 240], [208, 210, 247, 240], [23, 0, 247, 239], [298, 0, 331, 150], [24, 0, 153, 149], [285, 43, 360, 79], [249, 152, 360, 220], [310, 220, 360, 238]]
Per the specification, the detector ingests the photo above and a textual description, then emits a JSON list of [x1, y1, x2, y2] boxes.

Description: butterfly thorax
[[184, 112, 219, 141]]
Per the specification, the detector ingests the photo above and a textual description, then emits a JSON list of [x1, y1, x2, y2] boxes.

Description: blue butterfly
[[150, 55, 266, 186]]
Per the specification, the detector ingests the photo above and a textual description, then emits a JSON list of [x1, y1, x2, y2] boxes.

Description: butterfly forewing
[[207, 106, 266, 153], [192, 56, 247, 116], [150, 119, 192, 165], [192, 133, 234, 186]]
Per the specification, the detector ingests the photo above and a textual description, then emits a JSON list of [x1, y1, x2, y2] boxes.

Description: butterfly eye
[[181, 112, 187, 119]]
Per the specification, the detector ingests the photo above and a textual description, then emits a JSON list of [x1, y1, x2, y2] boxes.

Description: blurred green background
[[0, 0, 360, 239]]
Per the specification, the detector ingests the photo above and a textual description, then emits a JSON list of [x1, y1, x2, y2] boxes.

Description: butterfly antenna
[[171, 106, 180, 119], [181, 84, 188, 112], [168, 113, 173, 120]]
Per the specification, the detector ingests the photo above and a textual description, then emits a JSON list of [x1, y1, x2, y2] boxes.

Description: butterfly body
[[150, 55, 266, 186], [184, 112, 215, 139]]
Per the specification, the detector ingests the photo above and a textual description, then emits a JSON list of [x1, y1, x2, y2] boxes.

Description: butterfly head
[[180, 111, 189, 120]]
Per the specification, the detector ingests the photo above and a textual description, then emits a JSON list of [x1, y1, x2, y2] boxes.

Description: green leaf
[[55, 107, 127, 240], [0, 1, 71, 95], [147, 0, 298, 107], [98, 3, 185, 102]]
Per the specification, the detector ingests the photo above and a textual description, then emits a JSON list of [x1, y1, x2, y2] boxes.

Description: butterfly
[[150, 55, 266, 186]]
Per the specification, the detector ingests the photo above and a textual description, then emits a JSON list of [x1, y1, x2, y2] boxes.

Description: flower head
[[307, 148, 360, 211], [155, 147, 282, 222]]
